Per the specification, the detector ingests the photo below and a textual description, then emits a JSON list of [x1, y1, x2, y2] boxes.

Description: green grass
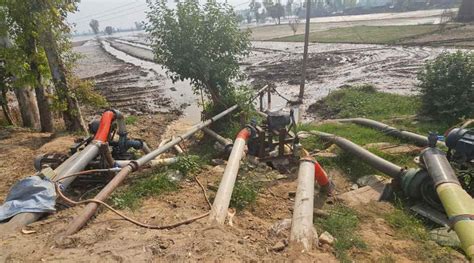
[[230, 178, 260, 211], [273, 25, 443, 44], [125, 115, 139, 125], [111, 169, 177, 210], [169, 154, 202, 176], [315, 205, 367, 262], [309, 85, 419, 121], [308, 84, 450, 135]]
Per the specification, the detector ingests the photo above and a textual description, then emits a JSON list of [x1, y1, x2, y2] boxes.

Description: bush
[[417, 51, 473, 122]]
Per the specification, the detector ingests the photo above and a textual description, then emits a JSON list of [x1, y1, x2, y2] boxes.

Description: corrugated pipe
[[300, 131, 404, 178], [209, 127, 252, 224], [0, 110, 117, 233], [338, 118, 445, 147], [421, 147, 474, 259], [290, 157, 316, 251], [63, 104, 239, 236]]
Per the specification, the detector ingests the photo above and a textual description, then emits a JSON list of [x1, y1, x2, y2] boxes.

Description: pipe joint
[[420, 147, 460, 187]]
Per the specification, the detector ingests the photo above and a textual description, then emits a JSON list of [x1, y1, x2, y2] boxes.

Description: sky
[[68, 0, 259, 34]]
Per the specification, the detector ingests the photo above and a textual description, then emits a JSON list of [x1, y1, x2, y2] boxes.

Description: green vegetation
[[111, 170, 177, 210], [170, 154, 202, 176], [315, 205, 367, 262], [309, 84, 418, 121], [308, 85, 451, 135], [230, 178, 260, 211], [418, 51, 473, 123], [273, 25, 443, 44], [146, 0, 250, 106], [125, 115, 138, 125]]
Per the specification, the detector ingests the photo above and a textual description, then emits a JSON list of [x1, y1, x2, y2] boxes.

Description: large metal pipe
[[300, 131, 404, 178], [209, 128, 251, 224], [421, 148, 474, 259], [339, 118, 445, 147], [63, 105, 239, 235], [290, 157, 316, 251], [0, 111, 116, 233]]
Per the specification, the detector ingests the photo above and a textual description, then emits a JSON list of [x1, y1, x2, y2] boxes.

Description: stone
[[357, 175, 385, 187], [269, 219, 292, 237], [271, 241, 286, 251], [319, 231, 335, 246], [211, 159, 225, 165], [350, 184, 359, 190]]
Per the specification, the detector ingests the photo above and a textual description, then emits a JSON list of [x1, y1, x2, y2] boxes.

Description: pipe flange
[[449, 214, 474, 229], [299, 157, 316, 164], [129, 160, 140, 172]]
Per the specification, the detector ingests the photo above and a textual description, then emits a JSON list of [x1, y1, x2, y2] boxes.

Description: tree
[[263, 0, 285, 24], [89, 19, 100, 34], [418, 51, 473, 122], [289, 18, 299, 35], [249, 0, 262, 23], [147, 0, 250, 106], [105, 26, 113, 35], [36, 0, 87, 132], [286, 0, 294, 17], [457, 0, 474, 22], [4, 1, 54, 132], [134, 21, 144, 30]]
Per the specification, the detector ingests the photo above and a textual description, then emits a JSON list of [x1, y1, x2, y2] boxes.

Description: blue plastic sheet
[[0, 176, 56, 221]]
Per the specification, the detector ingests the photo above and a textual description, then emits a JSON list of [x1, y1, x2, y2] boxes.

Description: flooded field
[[74, 35, 454, 121]]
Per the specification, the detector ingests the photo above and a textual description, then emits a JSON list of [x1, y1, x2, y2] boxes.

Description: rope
[[55, 173, 212, 230]]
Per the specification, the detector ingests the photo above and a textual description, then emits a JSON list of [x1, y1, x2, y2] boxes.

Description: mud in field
[[74, 40, 176, 115], [245, 41, 454, 117]]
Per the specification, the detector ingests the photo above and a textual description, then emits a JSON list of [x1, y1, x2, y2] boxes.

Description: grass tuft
[[230, 178, 260, 211], [111, 170, 177, 210], [125, 115, 139, 125], [315, 205, 367, 262]]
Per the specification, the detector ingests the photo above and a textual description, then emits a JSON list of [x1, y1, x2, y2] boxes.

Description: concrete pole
[[290, 158, 316, 251], [298, 0, 311, 101]]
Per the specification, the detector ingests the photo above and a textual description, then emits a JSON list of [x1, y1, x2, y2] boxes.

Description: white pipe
[[209, 128, 250, 224], [290, 158, 316, 251]]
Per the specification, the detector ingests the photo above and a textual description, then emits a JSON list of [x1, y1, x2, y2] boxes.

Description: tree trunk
[[40, 29, 86, 133], [14, 87, 40, 129], [27, 37, 54, 132], [0, 85, 14, 126], [458, 0, 474, 22]]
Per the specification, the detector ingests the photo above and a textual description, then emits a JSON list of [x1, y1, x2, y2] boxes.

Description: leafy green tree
[[417, 51, 474, 122], [3, 1, 54, 131], [35, 0, 87, 132], [89, 19, 100, 34], [146, 0, 251, 106]]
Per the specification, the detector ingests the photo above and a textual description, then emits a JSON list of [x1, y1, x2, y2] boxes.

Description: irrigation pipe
[[299, 130, 404, 178], [63, 105, 239, 235], [338, 118, 445, 147], [55, 175, 211, 230]]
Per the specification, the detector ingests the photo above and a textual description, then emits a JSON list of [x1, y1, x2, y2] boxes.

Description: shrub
[[417, 51, 473, 122]]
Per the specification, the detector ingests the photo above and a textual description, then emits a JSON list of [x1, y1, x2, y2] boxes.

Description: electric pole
[[298, 0, 311, 101]]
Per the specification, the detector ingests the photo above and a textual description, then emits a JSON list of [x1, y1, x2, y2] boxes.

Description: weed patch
[[111, 170, 177, 210], [125, 115, 138, 125], [230, 178, 260, 211], [315, 205, 367, 262]]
